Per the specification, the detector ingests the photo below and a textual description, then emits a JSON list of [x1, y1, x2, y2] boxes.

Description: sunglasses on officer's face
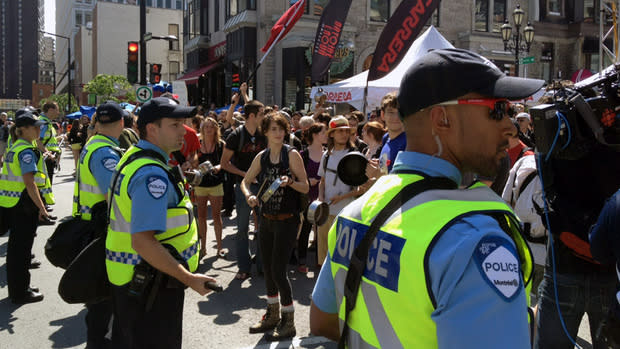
[[436, 98, 512, 121]]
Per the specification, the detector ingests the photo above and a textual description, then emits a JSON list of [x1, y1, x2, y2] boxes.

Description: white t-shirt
[[318, 149, 355, 215]]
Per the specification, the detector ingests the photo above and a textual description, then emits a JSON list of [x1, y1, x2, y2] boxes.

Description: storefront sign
[[208, 41, 227, 62]]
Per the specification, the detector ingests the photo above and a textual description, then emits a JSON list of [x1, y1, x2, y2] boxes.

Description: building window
[[547, 0, 564, 16], [157, 0, 164, 8], [146, 0, 153, 6], [229, 0, 238, 17], [425, 6, 440, 27], [85, 12, 92, 25], [75, 11, 82, 26], [166, 0, 172, 8], [475, 0, 488, 31], [85, 0, 92, 3], [169, 24, 180, 50], [176, 0, 182, 9], [475, 0, 505, 32], [215, 0, 220, 30], [169, 61, 179, 81], [492, 0, 505, 33], [370, 0, 389, 22], [201, 0, 208, 35]]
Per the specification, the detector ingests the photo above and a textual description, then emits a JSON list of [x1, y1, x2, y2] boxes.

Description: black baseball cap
[[397, 48, 545, 118], [15, 112, 45, 127], [137, 97, 196, 128], [15, 106, 39, 118], [96, 102, 124, 124]]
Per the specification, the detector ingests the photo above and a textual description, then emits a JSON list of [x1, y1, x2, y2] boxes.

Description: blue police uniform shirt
[[87, 135, 121, 194], [126, 139, 180, 235], [311, 151, 530, 349], [18, 148, 38, 174], [380, 131, 406, 172]]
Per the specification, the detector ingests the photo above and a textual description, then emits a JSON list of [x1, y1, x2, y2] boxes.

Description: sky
[[44, 0, 55, 34]]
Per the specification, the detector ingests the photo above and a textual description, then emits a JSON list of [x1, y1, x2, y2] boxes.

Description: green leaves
[[83, 74, 137, 103]]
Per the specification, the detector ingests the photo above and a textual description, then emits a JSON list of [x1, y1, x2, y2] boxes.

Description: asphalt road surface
[[0, 149, 594, 348]]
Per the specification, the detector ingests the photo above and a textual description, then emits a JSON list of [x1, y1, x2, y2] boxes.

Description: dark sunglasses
[[437, 98, 511, 121]]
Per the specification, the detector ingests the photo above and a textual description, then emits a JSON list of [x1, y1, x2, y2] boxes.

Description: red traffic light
[[128, 42, 139, 52]]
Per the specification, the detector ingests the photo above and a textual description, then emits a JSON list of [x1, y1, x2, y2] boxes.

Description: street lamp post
[[40, 31, 72, 113], [501, 4, 535, 77]]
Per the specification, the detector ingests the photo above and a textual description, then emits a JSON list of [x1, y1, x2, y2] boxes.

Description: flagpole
[[247, 0, 305, 83]]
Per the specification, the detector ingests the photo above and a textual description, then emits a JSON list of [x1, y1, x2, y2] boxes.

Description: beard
[[464, 146, 508, 179]]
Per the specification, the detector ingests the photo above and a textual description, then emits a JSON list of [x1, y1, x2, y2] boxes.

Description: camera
[[185, 160, 215, 186]]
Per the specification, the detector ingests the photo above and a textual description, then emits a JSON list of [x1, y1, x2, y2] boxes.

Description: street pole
[[68, 42, 72, 112], [140, 1, 147, 85], [514, 25, 520, 77]]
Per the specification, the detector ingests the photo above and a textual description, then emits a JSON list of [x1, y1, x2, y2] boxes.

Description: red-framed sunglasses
[[437, 98, 512, 121]]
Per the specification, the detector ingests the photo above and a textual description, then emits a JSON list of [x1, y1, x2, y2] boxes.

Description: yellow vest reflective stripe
[[40, 115, 60, 152], [105, 146, 199, 286], [72, 135, 120, 220], [327, 174, 533, 349], [0, 139, 53, 208]]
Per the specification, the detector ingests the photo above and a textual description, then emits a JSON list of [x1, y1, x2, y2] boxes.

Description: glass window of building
[[169, 61, 179, 81], [75, 11, 82, 26], [312, 0, 329, 16], [157, 0, 164, 8], [228, 0, 238, 18], [370, 0, 389, 22], [176, 0, 182, 9], [85, 12, 92, 25], [475, 0, 489, 31], [166, 0, 172, 8], [169, 24, 180, 51], [215, 0, 220, 30], [492, 0, 505, 33], [547, 0, 563, 16]]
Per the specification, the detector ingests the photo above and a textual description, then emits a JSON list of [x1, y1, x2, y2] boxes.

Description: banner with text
[[310, 0, 353, 84], [367, 0, 441, 82]]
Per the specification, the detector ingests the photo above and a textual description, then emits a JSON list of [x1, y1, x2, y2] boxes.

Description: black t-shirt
[[225, 125, 267, 182], [197, 140, 225, 187]]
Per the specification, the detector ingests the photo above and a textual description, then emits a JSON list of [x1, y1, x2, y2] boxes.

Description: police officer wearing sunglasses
[[310, 48, 544, 348]]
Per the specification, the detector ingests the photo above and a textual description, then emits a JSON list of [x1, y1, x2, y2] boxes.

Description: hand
[[231, 92, 240, 105], [212, 165, 221, 174], [280, 175, 292, 187], [240, 82, 248, 94], [366, 159, 382, 180], [246, 195, 259, 208], [38, 208, 49, 221], [309, 178, 319, 186], [329, 195, 342, 205], [188, 273, 218, 296], [181, 161, 192, 172]]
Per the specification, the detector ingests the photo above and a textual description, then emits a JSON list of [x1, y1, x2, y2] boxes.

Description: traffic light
[[127, 42, 139, 84], [232, 73, 240, 88], [150, 63, 162, 84]]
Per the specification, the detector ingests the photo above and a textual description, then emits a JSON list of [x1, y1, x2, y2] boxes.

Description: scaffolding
[[600, 0, 619, 68]]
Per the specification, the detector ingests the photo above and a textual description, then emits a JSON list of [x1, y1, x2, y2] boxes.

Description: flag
[[310, 0, 353, 83], [261, 0, 306, 53], [367, 0, 441, 81]]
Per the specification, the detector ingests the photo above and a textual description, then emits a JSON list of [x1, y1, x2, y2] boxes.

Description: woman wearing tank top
[[241, 112, 309, 341], [195, 117, 226, 260]]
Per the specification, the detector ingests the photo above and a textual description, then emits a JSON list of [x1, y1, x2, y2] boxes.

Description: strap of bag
[[338, 176, 457, 349]]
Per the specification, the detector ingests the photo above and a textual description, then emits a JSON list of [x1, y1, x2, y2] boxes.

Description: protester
[[516, 112, 535, 147], [316, 116, 362, 266], [0, 112, 8, 166], [118, 111, 139, 150], [195, 117, 226, 260], [346, 111, 367, 153], [362, 121, 386, 160], [221, 98, 267, 280], [310, 48, 543, 348], [0, 111, 53, 304], [241, 111, 308, 340], [105, 97, 217, 348], [68, 119, 85, 172], [507, 121, 534, 167], [39, 102, 62, 184]]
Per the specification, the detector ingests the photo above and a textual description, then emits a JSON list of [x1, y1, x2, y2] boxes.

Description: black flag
[[367, 0, 441, 81], [311, 0, 353, 84]]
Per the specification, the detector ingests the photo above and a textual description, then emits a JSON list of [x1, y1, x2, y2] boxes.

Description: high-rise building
[[0, 0, 43, 100], [39, 37, 55, 86]]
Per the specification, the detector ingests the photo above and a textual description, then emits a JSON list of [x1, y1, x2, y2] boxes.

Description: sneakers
[[268, 312, 296, 341], [249, 303, 280, 333]]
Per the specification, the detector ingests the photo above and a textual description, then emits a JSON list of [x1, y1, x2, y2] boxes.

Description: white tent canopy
[[310, 26, 454, 112]]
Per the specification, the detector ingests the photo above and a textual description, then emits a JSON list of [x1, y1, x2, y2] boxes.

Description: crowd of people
[[1, 46, 619, 349]]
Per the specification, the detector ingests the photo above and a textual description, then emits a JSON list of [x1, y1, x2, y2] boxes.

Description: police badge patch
[[146, 176, 167, 199], [20, 152, 33, 164], [102, 157, 118, 171], [473, 236, 522, 301]]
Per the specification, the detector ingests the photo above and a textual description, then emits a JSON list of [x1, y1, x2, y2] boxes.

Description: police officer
[[0, 111, 54, 304], [74, 102, 124, 349], [310, 48, 544, 348], [39, 101, 61, 184], [105, 97, 217, 348]]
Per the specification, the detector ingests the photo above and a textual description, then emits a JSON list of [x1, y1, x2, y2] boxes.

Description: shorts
[[194, 183, 224, 197], [71, 143, 82, 150]]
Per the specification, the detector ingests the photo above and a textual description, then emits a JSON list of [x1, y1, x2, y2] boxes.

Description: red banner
[[261, 0, 306, 53], [367, 0, 441, 81]]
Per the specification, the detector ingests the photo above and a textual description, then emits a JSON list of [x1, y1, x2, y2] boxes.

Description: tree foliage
[[84, 74, 136, 103], [39, 93, 79, 114]]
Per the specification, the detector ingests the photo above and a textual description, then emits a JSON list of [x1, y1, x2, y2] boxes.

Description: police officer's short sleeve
[[39, 123, 48, 140], [18, 149, 38, 174], [429, 214, 530, 349], [90, 147, 121, 194], [311, 254, 338, 313], [127, 165, 170, 234]]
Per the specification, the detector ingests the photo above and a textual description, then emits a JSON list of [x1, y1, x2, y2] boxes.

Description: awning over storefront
[[177, 62, 220, 84]]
